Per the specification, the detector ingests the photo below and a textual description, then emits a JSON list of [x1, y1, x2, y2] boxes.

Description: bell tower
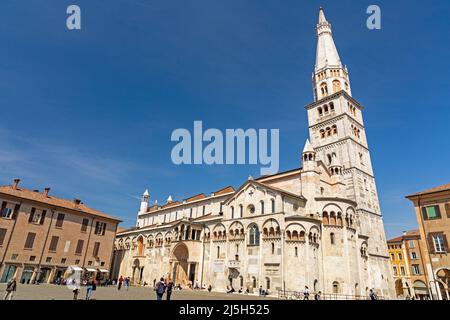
[[306, 7, 393, 296]]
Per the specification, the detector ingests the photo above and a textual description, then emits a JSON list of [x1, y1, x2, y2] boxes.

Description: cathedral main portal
[[170, 243, 196, 286]]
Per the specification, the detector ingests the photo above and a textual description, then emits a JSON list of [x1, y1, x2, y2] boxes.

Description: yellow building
[[387, 230, 429, 299]]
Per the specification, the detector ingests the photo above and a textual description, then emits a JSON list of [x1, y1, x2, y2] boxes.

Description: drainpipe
[[200, 223, 206, 288]]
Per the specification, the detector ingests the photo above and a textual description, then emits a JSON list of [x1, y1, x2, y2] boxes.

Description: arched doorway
[[436, 268, 450, 300], [413, 280, 429, 300], [395, 279, 403, 297], [170, 243, 189, 286]]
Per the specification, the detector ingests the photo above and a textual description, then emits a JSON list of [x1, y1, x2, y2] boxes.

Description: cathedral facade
[[111, 8, 395, 299]]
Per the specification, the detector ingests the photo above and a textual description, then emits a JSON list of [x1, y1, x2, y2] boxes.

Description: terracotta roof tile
[[0, 185, 120, 222], [406, 183, 450, 197], [213, 186, 235, 196], [184, 193, 206, 203]]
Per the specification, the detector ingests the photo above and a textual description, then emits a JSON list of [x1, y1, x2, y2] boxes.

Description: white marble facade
[[112, 8, 395, 299]]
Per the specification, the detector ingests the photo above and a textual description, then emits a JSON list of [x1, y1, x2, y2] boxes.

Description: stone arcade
[[111, 8, 395, 298]]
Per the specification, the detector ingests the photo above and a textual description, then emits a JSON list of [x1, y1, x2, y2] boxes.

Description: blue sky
[[0, 0, 449, 238]]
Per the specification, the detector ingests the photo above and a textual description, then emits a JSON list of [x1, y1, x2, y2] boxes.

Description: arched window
[[249, 225, 260, 246], [271, 199, 275, 213], [252, 277, 257, 288], [446, 203, 450, 217], [322, 211, 329, 225], [260, 201, 265, 214], [318, 107, 323, 116], [239, 205, 243, 217], [271, 243, 275, 254], [330, 233, 335, 245], [266, 277, 271, 290], [217, 246, 220, 259], [294, 246, 298, 257], [320, 129, 325, 139], [231, 206, 234, 219], [325, 127, 331, 136], [332, 125, 337, 135], [240, 276, 244, 287], [320, 82, 328, 96], [332, 281, 340, 294], [324, 104, 329, 113], [330, 102, 335, 111], [330, 212, 336, 225], [332, 80, 341, 93]]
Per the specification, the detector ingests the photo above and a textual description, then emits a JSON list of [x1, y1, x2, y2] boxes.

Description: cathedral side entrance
[[170, 243, 197, 287]]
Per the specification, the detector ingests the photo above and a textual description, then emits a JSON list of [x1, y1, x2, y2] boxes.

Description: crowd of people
[[2, 273, 384, 301]]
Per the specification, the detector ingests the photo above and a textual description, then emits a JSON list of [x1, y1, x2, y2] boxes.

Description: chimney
[[43, 187, 51, 197], [73, 198, 81, 206], [12, 178, 20, 189]]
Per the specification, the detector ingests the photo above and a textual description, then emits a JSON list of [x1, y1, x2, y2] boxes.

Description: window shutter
[[12, 204, 20, 220], [28, 207, 36, 223], [0, 228, 6, 246], [443, 234, 449, 253], [40, 210, 47, 225], [435, 205, 441, 218], [421, 207, 428, 220], [428, 233, 435, 254]]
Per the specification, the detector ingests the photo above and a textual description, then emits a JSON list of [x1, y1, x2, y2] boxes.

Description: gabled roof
[[387, 229, 420, 243], [0, 185, 121, 222], [406, 183, 450, 198], [224, 179, 306, 205]]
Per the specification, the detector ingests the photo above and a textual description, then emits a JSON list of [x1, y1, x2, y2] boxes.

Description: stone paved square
[[0, 283, 277, 300]]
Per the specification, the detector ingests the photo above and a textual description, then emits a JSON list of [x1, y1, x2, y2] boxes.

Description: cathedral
[[111, 8, 395, 299]]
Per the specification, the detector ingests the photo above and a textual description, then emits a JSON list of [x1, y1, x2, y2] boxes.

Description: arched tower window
[[332, 80, 341, 93], [320, 82, 328, 96], [330, 232, 335, 245], [249, 225, 260, 246]]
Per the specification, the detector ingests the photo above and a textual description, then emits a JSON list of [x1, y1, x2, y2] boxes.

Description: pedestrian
[[259, 285, 263, 296], [166, 282, 173, 300], [304, 286, 310, 300], [155, 277, 166, 300], [118, 275, 123, 290], [72, 281, 80, 300], [86, 280, 96, 300], [369, 289, 378, 300], [125, 277, 130, 290], [3, 278, 17, 300], [208, 285, 212, 293], [314, 291, 321, 300]]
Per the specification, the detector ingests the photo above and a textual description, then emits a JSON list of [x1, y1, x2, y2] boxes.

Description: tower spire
[[315, 7, 341, 71], [312, 7, 352, 101]]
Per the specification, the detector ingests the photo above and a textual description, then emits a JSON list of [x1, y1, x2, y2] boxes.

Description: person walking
[[314, 291, 321, 300], [118, 275, 123, 291], [166, 282, 173, 301], [369, 289, 378, 300], [304, 286, 310, 300], [155, 277, 166, 300], [124, 277, 130, 291], [3, 278, 17, 300], [86, 280, 96, 300]]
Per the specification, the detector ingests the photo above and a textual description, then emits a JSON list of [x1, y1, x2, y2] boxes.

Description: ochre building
[[0, 179, 120, 284]]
